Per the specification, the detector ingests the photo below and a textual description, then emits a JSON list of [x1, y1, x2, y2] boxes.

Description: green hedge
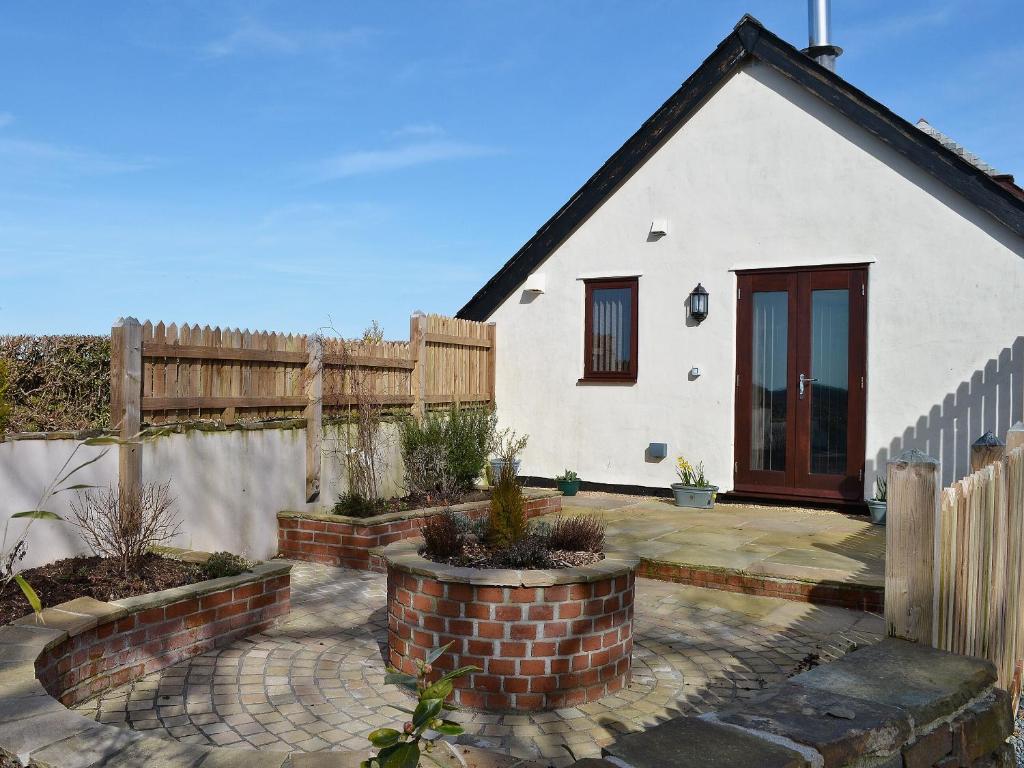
[[0, 335, 111, 434]]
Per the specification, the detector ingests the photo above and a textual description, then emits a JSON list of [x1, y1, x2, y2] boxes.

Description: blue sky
[[1, 1, 1020, 339]]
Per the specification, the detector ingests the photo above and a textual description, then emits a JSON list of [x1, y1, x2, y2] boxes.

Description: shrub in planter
[[548, 514, 604, 553], [554, 468, 580, 496], [201, 551, 253, 580], [420, 510, 464, 559], [866, 476, 887, 526], [671, 455, 718, 509], [399, 406, 497, 496]]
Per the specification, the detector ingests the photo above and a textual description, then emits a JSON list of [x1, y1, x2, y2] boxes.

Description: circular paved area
[[76, 562, 884, 765]]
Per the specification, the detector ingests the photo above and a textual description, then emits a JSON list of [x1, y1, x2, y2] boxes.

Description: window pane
[[810, 289, 849, 475], [750, 291, 787, 472], [590, 287, 632, 374]]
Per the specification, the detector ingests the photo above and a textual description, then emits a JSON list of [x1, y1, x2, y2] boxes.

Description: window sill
[[576, 377, 637, 386]]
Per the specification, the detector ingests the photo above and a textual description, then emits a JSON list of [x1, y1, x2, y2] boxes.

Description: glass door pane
[[809, 289, 849, 475], [750, 291, 788, 472]]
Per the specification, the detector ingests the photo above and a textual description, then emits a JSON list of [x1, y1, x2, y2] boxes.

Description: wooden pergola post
[[111, 317, 143, 512], [885, 449, 941, 645], [305, 335, 323, 502]]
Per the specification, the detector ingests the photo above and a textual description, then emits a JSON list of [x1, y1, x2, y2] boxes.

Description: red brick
[[477, 622, 504, 639], [477, 587, 505, 603], [494, 605, 522, 621], [232, 583, 262, 600], [520, 659, 546, 675], [528, 604, 554, 621], [509, 588, 537, 603], [500, 642, 527, 657], [509, 623, 537, 640], [200, 590, 234, 610], [137, 607, 164, 625]]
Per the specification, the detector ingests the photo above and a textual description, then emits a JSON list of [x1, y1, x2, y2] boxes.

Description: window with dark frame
[[582, 277, 638, 382]]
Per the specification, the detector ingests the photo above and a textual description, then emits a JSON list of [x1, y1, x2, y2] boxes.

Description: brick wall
[[637, 560, 884, 612], [386, 560, 636, 711], [35, 570, 290, 707], [278, 492, 562, 571]]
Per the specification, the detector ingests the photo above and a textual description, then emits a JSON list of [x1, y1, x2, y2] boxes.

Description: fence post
[[971, 431, 1006, 472], [486, 322, 497, 405], [305, 335, 323, 502], [1007, 421, 1024, 453], [886, 449, 941, 644], [410, 312, 427, 419], [111, 317, 143, 512]]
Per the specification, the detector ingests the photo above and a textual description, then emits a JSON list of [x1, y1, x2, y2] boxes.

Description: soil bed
[[423, 542, 604, 569], [333, 489, 491, 518], [0, 553, 204, 625]]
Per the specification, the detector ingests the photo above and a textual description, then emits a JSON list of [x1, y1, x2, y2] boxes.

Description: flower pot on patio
[[866, 499, 887, 526], [556, 479, 580, 496], [489, 458, 520, 482], [671, 483, 718, 509]]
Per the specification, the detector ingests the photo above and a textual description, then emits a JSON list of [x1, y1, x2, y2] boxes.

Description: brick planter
[[383, 539, 639, 712], [278, 489, 562, 571], [27, 560, 292, 707]]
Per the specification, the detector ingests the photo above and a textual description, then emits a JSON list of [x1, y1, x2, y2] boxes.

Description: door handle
[[799, 373, 818, 398]]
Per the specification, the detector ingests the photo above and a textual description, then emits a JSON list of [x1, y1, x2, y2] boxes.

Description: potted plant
[[671, 456, 718, 509], [488, 429, 527, 484], [554, 469, 580, 496], [866, 476, 887, 526]]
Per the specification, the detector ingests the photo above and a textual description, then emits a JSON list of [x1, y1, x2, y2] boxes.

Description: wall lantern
[[689, 283, 709, 324]]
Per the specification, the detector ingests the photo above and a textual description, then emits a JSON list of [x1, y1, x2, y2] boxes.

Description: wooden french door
[[733, 266, 867, 504]]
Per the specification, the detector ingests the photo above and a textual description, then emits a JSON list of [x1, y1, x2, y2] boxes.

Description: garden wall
[[278, 490, 562, 570], [0, 422, 404, 567]]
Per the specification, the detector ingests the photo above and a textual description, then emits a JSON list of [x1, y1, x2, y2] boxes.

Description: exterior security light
[[689, 283, 709, 324]]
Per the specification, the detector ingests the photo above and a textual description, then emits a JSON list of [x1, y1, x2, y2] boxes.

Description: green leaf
[[82, 436, 125, 446], [383, 671, 420, 692], [433, 720, 464, 736], [367, 728, 402, 748], [55, 449, 111, 484], [438, 665, 481, 683], [14, 575, 42, 615], [412, 698, 443, 729], [425, 642, 453, 666], [54, 484, 99, 494], [378, 742, 419, 768], [11, 510, 63, 521], [420, 678, 453, 702]]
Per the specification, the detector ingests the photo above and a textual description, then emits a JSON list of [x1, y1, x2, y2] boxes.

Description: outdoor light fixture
[[689, 283, 709, 324]]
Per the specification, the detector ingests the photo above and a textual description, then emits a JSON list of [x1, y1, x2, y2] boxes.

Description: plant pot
[[866, 499, 887, 526], [671, 483, 718, 509], [556, 479, 580, 496], [489, 458, 521, 482]]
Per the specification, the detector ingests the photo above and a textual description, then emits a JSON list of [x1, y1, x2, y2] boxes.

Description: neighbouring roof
[[916, 119, 1002, 175], [457, 14, 1024, 322]]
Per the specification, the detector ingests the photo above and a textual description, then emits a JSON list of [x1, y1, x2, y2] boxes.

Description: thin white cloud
[[0, 113, 13, 129], [390, 123, 446, 139], [0, 136, 157, 175], [314, 139, 498, 180], [203, 20, 375, 59], [845, 6, 956, 48]]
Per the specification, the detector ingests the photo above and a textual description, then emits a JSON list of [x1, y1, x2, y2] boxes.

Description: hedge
[[0, 335, 111, 434]]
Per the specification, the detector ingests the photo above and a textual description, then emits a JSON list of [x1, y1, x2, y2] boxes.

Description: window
[[582, 277, 638, 382]]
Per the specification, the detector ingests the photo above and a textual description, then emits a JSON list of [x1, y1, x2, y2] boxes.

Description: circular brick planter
[[383, 540, 639, 712]]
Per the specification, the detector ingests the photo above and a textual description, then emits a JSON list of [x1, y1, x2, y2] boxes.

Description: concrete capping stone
[[111, 560, 292, 612], [278, 488, 561, 525], [383, 539, 639, 586]]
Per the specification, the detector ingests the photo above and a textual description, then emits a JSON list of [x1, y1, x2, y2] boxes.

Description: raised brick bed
[[278, 489, 562, 571], [29, 560, 292, 707], [383, 539, 639, 712]]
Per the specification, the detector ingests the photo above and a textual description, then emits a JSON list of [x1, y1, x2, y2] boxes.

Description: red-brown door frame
[[733, 264, 868, 505]]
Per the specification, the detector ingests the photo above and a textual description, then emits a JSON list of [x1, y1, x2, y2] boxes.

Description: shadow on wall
[[866, 337, 1023, 488]]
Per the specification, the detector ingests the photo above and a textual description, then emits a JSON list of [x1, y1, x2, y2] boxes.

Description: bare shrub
[[547, 515, 605, 553], [70, 482, 180, 577], [403, 443, 460, 501], [420, 510, 464, 559]]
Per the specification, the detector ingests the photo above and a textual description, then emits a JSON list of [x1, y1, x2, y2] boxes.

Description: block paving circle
[[76, 562, 883, 765]]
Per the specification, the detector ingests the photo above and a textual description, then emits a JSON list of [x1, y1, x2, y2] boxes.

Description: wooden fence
[[886, 428, 1024, 707], [110, 313, 495, 503]]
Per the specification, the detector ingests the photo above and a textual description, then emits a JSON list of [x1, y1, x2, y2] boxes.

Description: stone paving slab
[[559, 494, 885, 588], [78, 561, 883, 766]]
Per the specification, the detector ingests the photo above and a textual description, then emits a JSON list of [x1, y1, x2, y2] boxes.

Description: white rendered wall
[[488, 61, 1024, 492], [0, 423, 405, 567]]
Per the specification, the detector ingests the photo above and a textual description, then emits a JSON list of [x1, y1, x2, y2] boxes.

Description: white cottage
[[456, 14, 1024, 507]]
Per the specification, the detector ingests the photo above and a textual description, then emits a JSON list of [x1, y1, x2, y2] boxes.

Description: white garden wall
[[487, 61, 1024, 492], [0, 423, 405, 568]]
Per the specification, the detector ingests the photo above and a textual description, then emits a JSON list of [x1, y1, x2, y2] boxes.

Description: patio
[[553, 494, 885, 608], [76, 561, 883, 765]]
